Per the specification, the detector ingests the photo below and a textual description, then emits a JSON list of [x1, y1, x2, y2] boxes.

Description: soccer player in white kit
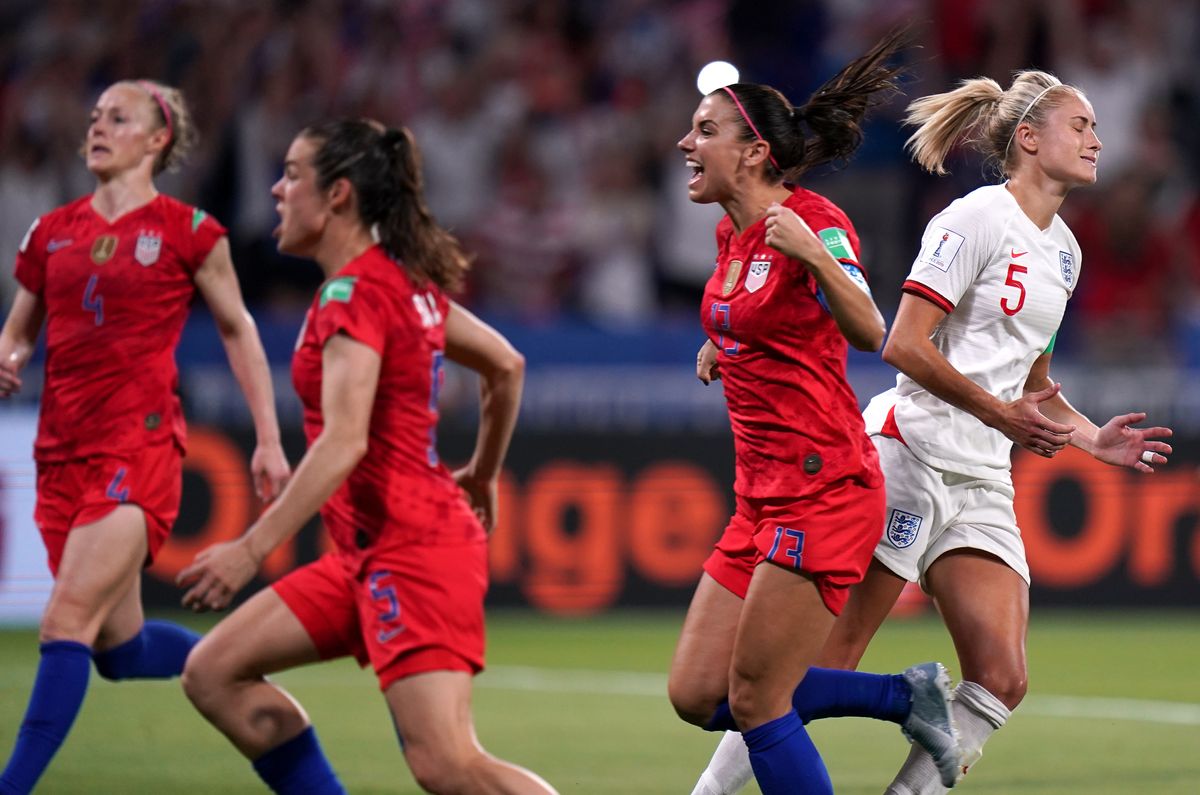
[[690, 69, 1175, 795]]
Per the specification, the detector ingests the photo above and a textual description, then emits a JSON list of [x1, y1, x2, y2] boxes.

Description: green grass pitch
[[1, 609, 1197, 793]]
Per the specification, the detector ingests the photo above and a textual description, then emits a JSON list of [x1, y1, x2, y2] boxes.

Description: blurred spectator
[[0, 0, 1192, 364], [0, 127, 58, 306], [574, 141, 657, 325], [1067, 171, 1179, 366], [467, 131, 579, 320], [654, 162, 726, 315], [411, 67, 525, 234], [1175, 192, 1200, 370], [1052, 1, 1165, 179]]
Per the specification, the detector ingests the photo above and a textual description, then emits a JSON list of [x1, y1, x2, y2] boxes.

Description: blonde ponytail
[[905, 70, 1085, 177]]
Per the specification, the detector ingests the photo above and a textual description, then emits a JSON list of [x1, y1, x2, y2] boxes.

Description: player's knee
[[180, 640, 226, 710], [667, 675, 722, 726], [179, 660, 209, 710], [726, 675, 773, 730], [405, 743, 472, 794], [38, 605, 96, 646], [969, 668, 1027, 711]]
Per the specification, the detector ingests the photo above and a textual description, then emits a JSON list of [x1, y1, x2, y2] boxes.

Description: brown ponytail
[[713, 28, 908, 182], [301, 119, 470, 292]]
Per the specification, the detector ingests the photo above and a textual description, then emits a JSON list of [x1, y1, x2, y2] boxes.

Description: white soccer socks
[[885, 680, 1011, 794], [690, 730, 754, 795]]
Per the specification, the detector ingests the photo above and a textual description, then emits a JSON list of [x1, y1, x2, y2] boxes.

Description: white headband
[[1003, 83, 1062, 162]]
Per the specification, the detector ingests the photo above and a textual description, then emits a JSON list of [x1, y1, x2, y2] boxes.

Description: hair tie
[[722, 86, 781, 170], [381, 128, 406, 150], [1003, 83, 1060, 162]]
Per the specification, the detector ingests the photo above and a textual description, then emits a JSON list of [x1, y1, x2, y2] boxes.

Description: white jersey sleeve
[[903, 203, 1000, 311]]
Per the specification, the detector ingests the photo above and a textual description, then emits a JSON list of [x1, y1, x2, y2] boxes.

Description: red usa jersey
[[701, 186, 882, 498], [14, 194, 225, 461], [291, 245, 483, 552]]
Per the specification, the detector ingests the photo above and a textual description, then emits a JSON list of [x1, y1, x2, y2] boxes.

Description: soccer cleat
[[900, 662, 963, 788]]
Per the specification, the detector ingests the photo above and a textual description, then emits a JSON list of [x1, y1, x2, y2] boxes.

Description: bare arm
[[178, 332, 380, 610], [0, 286, 46, 397], [763, 203, 886, 351], [444, 301, 525, 531], [194, 237, 290, 499], [1026, 352, 1173, 472], [882, 293, 1075, 457]]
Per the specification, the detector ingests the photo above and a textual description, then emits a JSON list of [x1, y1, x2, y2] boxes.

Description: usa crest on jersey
[[135, 230, 162, 266], [745, 257, 771, 293]]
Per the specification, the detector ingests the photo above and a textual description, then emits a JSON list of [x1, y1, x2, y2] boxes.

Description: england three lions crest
[[1059, 251, 1074, 288], [886, 509, 922, 549], [135, 230, 163, 266], [745, 258, 771, 293]]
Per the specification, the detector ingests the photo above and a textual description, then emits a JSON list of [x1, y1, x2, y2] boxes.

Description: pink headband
[[138, 81, 174, 144], [722, 86, 780, 170]]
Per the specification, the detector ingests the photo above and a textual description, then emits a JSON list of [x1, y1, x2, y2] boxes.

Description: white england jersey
[[863, 184, 1082, 482]]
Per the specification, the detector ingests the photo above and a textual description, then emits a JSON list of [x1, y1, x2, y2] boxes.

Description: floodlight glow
[[696, 61, 740, 95]]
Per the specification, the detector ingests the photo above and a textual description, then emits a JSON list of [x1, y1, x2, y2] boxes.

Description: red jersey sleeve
[[311, 274, 389, 354], [178, 206, 227, 275], [13, 214, 50, 295], [803, 207, 863, 270]]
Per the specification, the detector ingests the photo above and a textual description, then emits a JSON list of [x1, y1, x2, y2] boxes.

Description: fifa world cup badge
[[91, 235, 118, 265], [722, 260, 743, 296]]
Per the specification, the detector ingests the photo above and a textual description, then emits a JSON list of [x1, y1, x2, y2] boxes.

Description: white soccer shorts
[[870, 435, 1030, 586]]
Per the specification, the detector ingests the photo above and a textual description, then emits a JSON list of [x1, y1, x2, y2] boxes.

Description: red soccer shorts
[[35, 443, 183, 574], [274, 537, 489, 691], [702, 475, 885, 615]]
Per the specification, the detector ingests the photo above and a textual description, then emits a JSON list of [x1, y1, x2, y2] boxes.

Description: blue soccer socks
[[92, 620, 200, 680], [705, 666, 912, 731], [743, 711, 832, 795], [252, 726, 347, 795], [792, 666, 911, 723], [0, 641, 92, 794]]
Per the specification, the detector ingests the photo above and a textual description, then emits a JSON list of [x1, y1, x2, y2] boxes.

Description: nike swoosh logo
[[47, 239, 74, 252], [377, 626, 405, 642], [1011, 249, 1028, 258]]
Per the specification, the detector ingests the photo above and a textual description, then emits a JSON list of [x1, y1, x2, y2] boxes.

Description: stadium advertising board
[[1, 420, 1197, 621], [141, 427, 1199, 613]]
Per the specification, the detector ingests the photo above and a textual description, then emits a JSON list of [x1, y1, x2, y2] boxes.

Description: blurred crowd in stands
[[1, 0, 1198, 367]]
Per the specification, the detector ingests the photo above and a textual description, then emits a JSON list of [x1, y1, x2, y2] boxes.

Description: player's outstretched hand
[[998, 382, 1075, 457], [177, 538, 260, 612], [1091, 412, 1173, 472], [696, 339, 720, 384], [251, 441, 291, 502]]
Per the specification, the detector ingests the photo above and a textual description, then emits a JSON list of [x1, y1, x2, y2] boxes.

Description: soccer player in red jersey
[[0, 80, 289, 794], [175, 120, 557, 795], [666, 34, 963, 795], [688, 70, 1175, 795]]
